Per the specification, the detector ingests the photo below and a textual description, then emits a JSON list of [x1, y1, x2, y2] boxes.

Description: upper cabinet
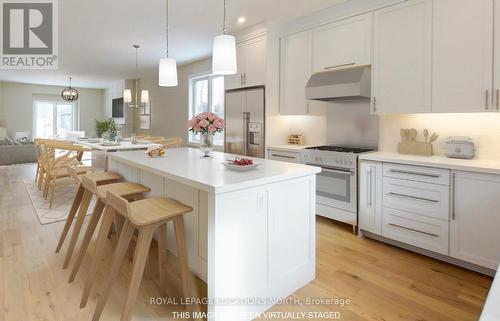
[[225, 35, 267, 90], [432, 0, 493, 113], [372, 0, 432, 114], [312, 13, 372, 73], [279, 30, 313, 115], [494, 0, 500, 111]]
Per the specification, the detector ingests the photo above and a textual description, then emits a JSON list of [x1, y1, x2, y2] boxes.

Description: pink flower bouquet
[[187, 112, 225, 135]]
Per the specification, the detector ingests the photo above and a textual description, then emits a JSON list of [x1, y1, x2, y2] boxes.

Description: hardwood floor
[[0, 164, 492, 321]]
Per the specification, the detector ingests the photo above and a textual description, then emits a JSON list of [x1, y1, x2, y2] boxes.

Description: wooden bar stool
[[55, 165, 96, 253], [91, 191, 194, 321], [68, 177, 151, 282], [61, 171, 123, 269]]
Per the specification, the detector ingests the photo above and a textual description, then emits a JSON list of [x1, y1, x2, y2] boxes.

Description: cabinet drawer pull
[[485, 89, 489, 110], [388, 223, 439, 237], [387, 192, 439, 203], [496, 89, 499, 110], [271, 154, 296, 159], [388, 169, 440, 178], [323, 62, 355, 70]]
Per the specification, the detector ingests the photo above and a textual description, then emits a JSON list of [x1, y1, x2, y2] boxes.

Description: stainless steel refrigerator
[[224, 87, 265, 158]]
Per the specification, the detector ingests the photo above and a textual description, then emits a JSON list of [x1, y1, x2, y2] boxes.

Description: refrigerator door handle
[[243, 112, 250, 156]]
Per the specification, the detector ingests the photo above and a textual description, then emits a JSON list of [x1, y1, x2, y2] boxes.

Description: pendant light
[[124, 44, 149, 107], [159, 0, 178, 86], [212, 0, 237, 75], [61, 77, 79, 102]]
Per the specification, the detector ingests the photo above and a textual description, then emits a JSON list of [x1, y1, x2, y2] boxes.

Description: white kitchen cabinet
[[432, 0, 493, 113], [313, 13, 372, 73], [372, 0, 432, 114], [267, 148, 303, 164], [359, 161, 382, 235], [279, 30, 313, 115], [450, 171, 500, 270], [225, 35, 267, 90], [494, 0, 500, 110]]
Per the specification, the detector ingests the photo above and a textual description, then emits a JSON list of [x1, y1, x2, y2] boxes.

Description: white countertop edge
[[107, 152, 320, 195], [267, 145, 312, 152], [360, 152, 500, 175]]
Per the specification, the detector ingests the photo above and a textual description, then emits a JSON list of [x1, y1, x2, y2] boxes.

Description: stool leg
[[55, 184, 84, 253], [157, 223, 168, 296], [92, 220, 135, 321], [80, 205, 116, 308], [173, 216, 191, 300], [68, 199, 106, 283], [63, 189, 93, 269], [121, 225, 154, 321]]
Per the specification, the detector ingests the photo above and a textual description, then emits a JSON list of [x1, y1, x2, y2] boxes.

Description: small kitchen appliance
[[445, 136, 475, 159]]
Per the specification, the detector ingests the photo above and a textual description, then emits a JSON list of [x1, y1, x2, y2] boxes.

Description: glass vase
[[200, 133, 214, 158]]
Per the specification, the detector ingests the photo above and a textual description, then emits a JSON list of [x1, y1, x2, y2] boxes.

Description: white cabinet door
[[243, 36, 267, 87], [224, 35, 267, 90], [494, 0, 500, 110], [359, 161, 382, 235], [372, 0, 432, 114], [433, 0, 493, 113], [313, 13, 372, 73], [225, 44, 245, 90], [280, 30, 313, 115], [451, 171, 500, 269]]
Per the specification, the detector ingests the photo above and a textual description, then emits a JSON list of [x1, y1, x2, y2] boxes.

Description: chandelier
[[61, 77, 79, 102]]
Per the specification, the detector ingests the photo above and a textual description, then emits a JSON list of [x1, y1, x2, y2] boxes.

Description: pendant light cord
[[166, 0, 169, 57], [223, 0, 227, 35], [134, 45, 139, 105]]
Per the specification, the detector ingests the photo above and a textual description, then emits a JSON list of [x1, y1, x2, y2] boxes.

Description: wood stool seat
[[55, 167, 120, 254], [67, 180, 151, 282], [59, 171, 123, 269], [128, 197, 193, 226], [91, 191, 196, 321]]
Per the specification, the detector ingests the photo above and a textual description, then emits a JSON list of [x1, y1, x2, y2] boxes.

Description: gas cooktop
[[305, 145, 374, 154]]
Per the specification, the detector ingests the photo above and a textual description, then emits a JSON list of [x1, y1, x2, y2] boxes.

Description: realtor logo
[[0, 0, 58, 69]]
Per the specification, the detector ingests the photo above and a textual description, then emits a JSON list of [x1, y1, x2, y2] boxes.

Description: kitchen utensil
[[409, 128, 417, 142], [429, 133, 439, 144], [423, 129, 429, 143]]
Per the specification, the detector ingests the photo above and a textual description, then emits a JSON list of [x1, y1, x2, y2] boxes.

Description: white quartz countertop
[[480, 264, 500, 321], [267, 145, 312, 151], [360, 152, 500, 175], [108, 148, 320, 194]]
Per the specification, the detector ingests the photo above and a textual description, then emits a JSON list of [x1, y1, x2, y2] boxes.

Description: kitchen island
[[107, 148, 320, 321]]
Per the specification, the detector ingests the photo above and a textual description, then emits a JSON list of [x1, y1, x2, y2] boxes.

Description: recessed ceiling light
[[237, 16, 246, 24]]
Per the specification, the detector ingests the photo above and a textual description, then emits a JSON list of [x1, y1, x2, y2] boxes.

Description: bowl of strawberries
[[222, 157, 260, 171]]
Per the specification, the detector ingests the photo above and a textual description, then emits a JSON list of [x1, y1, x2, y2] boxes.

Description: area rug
[[24, 179, 96, 225]]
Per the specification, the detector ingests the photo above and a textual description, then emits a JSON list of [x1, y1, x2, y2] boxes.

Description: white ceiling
[[0, 0, 347, 88]]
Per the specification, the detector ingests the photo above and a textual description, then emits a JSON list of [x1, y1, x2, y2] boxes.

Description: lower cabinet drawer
[[383, 177, 450, 220], [268, 149, 302, 163], [382, 207, 449, 255]]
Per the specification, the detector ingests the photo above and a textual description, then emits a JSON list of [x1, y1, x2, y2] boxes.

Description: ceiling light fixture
[[61, 77, 79, 102], [212, 0, 237, 75], [159, 0, 178, 86], [237, 16, 246, 24], [124, 44, 149, 107]]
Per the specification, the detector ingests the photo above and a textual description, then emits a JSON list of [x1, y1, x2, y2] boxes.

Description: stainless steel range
[[302, 145, 374, 232]]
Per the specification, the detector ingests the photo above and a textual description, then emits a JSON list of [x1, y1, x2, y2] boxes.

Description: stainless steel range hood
[[305, 65, 371, 102]]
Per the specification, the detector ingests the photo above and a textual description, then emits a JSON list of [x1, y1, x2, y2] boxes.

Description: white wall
[[0, 81, 105, 137], [378, 113, 500, 160], [136, 58, 212, 143]]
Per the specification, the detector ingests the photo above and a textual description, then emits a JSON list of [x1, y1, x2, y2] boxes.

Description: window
[[189, 74, 225, 145], [33, 98, 77, 138]]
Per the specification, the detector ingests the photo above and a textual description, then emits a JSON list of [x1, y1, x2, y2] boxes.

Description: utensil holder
[[397, 141, 433, 156]]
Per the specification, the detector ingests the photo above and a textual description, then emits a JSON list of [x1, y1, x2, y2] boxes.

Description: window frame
[[33, 97, 78, 138], [188, 73, 225, 146]]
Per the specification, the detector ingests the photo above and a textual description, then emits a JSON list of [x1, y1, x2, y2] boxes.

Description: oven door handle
[[317, 165, 355, 176]]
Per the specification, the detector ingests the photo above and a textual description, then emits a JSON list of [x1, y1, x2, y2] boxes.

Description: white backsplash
[[379, 113, 500, 160], [326, 101, 379, 148]]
